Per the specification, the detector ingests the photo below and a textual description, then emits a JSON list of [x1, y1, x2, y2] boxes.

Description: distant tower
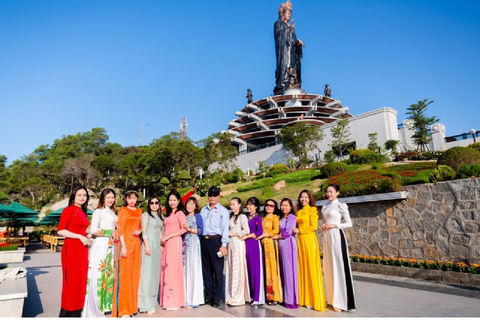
[[139, 118, 144, 146], [180, 116, 188, 140]]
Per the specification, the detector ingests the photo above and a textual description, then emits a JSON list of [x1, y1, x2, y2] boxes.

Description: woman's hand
[[145, 246, 151, 256], [121, 247, 128, 258], [321, 223, 327, 231], [292, 227, 300, 234], [325, 224, 338, 230], [112, 230, 119, 241], [133, 229, 141, 236], [79, 235, 89, 246]]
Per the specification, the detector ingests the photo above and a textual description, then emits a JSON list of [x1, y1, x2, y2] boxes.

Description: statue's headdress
[[278, 0, 292, 16]]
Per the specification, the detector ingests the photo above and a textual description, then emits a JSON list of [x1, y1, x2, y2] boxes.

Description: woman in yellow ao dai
[[296, 189, 326, 311]]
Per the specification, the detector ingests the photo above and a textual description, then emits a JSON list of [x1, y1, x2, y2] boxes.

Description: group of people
[[57, 184, 356, 317]]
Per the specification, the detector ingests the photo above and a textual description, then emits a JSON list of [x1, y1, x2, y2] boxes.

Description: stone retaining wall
[[317, 178, 480, 264]]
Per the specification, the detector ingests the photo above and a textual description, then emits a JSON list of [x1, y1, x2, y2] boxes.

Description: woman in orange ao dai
[[112, 189, 142, 318]]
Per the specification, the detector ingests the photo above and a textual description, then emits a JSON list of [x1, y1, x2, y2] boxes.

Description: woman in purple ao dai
[[272, 198, 299, 309], [241, 197, 265, 306]]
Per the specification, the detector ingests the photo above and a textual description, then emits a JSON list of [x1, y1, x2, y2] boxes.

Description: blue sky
[[1, 0, 479, 164]]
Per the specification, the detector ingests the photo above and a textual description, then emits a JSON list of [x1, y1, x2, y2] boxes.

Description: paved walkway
[[22, 243, 480, 317]]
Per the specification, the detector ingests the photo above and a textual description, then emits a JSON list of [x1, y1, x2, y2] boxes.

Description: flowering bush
[[468, 263, 480, 274], [408, 258, 417, 268], [456, 262, 467, 272], [319, 169, 402, 198], [349, 254, 480, 274], [445, 261, 455, 271]]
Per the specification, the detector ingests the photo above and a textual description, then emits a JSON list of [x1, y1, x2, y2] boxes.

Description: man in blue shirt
[[200, 186, 229, 308]]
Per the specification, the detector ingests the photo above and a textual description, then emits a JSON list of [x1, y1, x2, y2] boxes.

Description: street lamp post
[[470, 129, 477, 143]]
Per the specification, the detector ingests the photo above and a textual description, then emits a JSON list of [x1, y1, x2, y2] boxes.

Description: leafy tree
[[19, 177, 50, 207], [330, 117, 351, 160], [145, 133, 200, 184], [118, 147, 149, 189], [197, 132, 238, 172], [8, 159, 42, 193], [406, 99, 439, 151], [257, 161, 269, 178], [286, 158, 298, 170], [384, 139, 400, 157], [368, 132, 379, 152], [81, 127, 109, 154], [323, 150, 336, 163], [0, 155, 9, 191], [60, 154, 99, 192], [279, 123, 324, 168]]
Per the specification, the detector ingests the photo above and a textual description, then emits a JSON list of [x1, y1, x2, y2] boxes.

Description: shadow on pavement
[[23, 267, 48, 317]]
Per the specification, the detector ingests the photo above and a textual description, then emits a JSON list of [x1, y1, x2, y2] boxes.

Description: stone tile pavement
[[21, 243, 480, 318]]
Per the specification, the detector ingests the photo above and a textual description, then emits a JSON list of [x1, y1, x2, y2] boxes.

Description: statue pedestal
[[283, 88, 304, 95]]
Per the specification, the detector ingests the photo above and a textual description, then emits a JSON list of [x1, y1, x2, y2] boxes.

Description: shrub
[[321, 162, 349, 178], [437, 147, 480, 171], [267, 164, 290, 177], [468, 142, 480, 152], [237, 178, 274, 192], [383, 162, 436, 185], [395, 150, 419, 161], [262, 185, 272, 198], [324, 150, 336, 163], [429, 165, 456, 183], [223, 168, 244, 183], [321, 169, 402, 198], [272, 169, 320, 183], [0, 244, 18, 251], [349, 149, 386, 164], [409, 151, 444, 161], [457, 164, 480, 179]]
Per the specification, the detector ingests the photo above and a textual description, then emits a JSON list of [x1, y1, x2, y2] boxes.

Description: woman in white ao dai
[[321, 184, 356, 312]]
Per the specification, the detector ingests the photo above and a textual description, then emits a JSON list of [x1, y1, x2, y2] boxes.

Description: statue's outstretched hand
[[297, 39, 305, 47]]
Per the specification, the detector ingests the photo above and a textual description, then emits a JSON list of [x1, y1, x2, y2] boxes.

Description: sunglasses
[[208, 194, 219, 197], [150, 201, 160, 205], [265, 204, 275, 208]]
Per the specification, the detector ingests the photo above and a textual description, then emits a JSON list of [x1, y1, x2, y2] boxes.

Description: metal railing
[[238, 140, 282, 155]]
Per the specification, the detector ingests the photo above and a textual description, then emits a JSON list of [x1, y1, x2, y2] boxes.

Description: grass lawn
[[198, 178, 325, 208]]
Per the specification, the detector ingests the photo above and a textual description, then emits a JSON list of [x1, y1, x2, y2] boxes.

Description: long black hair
[[147, 196, 163, 220], [230, 197, 246, 223], [68, 186, 89, 214], [246, 196, 260, 215], [262, 198, 281, 218], [97, 188, 116, 211], [327, 183, 340, 192], [165, 189, 184, 217]]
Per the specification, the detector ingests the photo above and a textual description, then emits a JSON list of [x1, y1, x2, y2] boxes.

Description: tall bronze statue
[[273, 1, 304, 95]]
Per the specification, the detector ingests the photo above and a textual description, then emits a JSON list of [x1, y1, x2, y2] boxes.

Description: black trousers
[[200, 237, 224, 301], [59, 308, 82, 317]]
